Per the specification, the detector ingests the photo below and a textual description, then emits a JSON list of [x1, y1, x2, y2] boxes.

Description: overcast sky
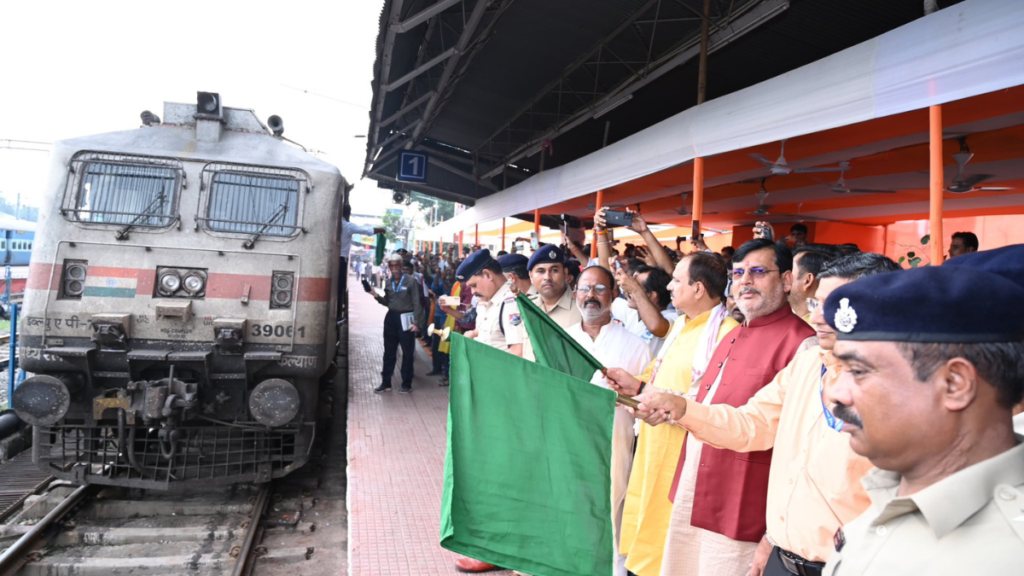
[[0, 0, 393, 216]]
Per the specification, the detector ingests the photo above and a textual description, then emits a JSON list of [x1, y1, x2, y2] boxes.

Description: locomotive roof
[[51, 102, 342, 180]]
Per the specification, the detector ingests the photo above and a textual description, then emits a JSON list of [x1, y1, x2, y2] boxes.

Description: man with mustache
[[527, 245, 581, 328], [820, 265, 1024, 575], [610, 238, 814, 576], [450, 249, 527, 573], [566, 265, 652, 576], [635, 252, 899, 576]]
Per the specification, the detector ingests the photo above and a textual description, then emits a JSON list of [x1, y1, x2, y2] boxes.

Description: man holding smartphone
[[367, 253, 422, 393]]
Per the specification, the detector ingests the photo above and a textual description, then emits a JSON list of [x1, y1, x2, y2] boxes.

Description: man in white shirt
[[566, 265, 652, 576], [613, 265, 678, 356], [339, 203, 383, 321]]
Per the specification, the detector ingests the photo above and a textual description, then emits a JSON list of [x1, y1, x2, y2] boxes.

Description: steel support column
[[929, 105, 944, 265], [501, 218, 506, 251]]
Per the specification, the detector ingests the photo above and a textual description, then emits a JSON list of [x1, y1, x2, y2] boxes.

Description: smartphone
[[758, 224, 774, 242], [604, 210, 634, 227], [361, 279, 372, 292], [439, 295, 461, 308], [530, 231, 539, 250]]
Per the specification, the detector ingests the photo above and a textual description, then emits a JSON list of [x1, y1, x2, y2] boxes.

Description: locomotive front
[[12, 94, 344, 488]]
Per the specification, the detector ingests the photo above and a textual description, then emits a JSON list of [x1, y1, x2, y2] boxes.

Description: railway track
[[0, 479, 316, 576]]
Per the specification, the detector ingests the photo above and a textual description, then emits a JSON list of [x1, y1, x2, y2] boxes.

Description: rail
[[0, 484, 95, 576], [0, 481, 277, 576]]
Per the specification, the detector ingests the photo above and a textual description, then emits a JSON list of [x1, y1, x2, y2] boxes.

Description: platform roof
[[364, 0, 1024, 236]]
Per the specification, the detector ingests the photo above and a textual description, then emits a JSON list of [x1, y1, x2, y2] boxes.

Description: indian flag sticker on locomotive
[[83, 275, 138, 299]]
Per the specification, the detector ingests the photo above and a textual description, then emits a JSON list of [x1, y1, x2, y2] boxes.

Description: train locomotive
[[12, 93, 345, 488]]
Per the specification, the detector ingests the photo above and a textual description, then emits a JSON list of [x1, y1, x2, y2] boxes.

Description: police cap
[[824, 266, 1024, 343], [497, 253, 529, 272], [527, 245, 565, 271], [942, 244, 1024, 290], [456, 249, 496, 281]]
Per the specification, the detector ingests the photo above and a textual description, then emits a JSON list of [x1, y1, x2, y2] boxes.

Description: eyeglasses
[[806, 298, 821, 313], [728, 267, 779, 280], [575, 284, 610, 295]]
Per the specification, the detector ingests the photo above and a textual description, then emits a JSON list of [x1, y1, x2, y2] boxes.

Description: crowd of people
[[352, 203, 1023, 576]]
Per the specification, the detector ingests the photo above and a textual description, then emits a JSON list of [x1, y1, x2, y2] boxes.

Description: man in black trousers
[[367, 253, 423, 393]]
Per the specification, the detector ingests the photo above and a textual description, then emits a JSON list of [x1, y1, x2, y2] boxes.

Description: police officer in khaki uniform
[[527, 245, 581, 328], [820, 265, 1024, 575], [450, 250, 526, 574], [456, 249, 525, 356]]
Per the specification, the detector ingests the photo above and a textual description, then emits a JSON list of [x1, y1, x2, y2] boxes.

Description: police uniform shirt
[[474, 281, 525, 350], [528, 285, 582, 328], [823, 437, 1024, 576]]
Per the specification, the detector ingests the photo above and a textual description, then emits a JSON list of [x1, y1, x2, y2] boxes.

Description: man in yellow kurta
[[606, 252, 738, 576]]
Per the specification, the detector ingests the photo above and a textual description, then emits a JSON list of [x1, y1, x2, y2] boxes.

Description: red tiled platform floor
[[346, 282, 513, 575]]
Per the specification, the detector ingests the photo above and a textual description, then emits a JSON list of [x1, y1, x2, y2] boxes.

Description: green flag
[[374, 233, 386, 266], [517, 293, 602, 380], [441, 333, 617, 576]]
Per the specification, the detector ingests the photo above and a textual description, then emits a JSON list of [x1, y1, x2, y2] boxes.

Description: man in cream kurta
[[609, 253, 738, 576], [566, 265, 651, 576]]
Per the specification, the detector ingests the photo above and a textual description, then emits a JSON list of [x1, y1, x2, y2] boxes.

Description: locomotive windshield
[[71, 160, 180, 227], [203, 167, 304, 238]]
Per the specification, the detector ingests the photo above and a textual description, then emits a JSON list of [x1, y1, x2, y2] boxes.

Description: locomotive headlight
[[158, 271, 181, 295], [182, 272, 206, 295], [61, 260, 88, 299], [270, 272, 294, 309]]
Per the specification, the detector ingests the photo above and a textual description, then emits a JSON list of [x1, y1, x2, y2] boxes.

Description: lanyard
[[820, 363, 844, 432], [391, 274, 406, 293]]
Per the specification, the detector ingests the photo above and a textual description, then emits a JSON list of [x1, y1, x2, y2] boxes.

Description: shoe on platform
[[425, 370, 443, 376], [399, 385, 412, 393], [373, 384, 392, 393], [439, 378, 450, 387], [453, 556, 500, 573]]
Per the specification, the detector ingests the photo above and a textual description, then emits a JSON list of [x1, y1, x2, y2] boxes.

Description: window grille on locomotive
[[197, 163, 309, 241], [62, 152, 183, 229]]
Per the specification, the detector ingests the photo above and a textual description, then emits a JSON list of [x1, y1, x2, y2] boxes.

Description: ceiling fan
[[945, 137, 1014, 194], [822, 162, 897, 194], [745, 179, 772, 216], [676, 192, 719, 216], [750, 139, 848, 176]]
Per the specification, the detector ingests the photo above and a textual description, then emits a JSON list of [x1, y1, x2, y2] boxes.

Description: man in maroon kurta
[[616, 238, 813, 575]]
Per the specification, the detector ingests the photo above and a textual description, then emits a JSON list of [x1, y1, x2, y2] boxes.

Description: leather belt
[[776, 546, 825, 576]]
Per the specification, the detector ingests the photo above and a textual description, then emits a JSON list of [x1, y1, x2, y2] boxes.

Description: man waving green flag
[[440, 332, 617, 576]]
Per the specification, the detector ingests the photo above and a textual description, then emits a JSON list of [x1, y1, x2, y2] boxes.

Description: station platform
[[346, 282, 514, 575]]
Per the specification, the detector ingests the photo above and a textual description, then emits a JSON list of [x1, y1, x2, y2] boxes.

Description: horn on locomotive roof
[[268, 115, 284, 137]]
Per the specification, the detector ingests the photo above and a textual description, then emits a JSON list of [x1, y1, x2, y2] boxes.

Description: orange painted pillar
[[693, 157, 705, 235], [440, 235, 444, 257], [590, 190, 605, 260], [501, 218, 506, 251], [534, 209, 541, 240], [458, 230, 464, 256], [929, 105, 944, 265], [474, 224, 479, 246]]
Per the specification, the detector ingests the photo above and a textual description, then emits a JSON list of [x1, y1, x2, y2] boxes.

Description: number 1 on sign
[[407, 155, 422, 177]]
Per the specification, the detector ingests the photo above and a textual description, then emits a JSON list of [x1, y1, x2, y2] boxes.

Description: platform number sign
[[397, 151, 428, 183]]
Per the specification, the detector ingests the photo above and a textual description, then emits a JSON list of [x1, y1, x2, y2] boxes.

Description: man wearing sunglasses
[[566, 265, 652, 576], [635, 252, 899, 576], [613, 238, 814, 576]]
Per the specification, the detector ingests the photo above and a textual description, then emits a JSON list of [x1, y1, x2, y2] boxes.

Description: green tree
[[382, 211, 404, 243], [410, 191, 456, 222]]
